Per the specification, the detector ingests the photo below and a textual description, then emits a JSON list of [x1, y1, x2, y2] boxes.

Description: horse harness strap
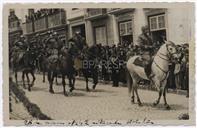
[[158, 52, 169, 62], [153, 60, 168, 74], [153, 60, 169, 83]]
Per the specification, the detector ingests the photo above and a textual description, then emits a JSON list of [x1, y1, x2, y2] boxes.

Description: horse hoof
[[43, 80, 45, 83], [153, 101, 158, 106], [165, 104, 171, 110], [86, 88, 90, 92], [23, 85, 26, 89], [28, 87, 31, 92], [92, 85, 96, 90], [138, 103, 143, 107], [70, 87, 74, 92], [131, 100, 135, 104], [49, 90, 54, 94], [64, 93, 68, 96]]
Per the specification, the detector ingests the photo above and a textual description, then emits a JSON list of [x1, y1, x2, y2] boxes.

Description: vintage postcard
[[2, 2, 195, 126]]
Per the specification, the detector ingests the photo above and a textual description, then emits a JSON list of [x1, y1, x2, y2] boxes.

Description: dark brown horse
[[45, 36, 76, 96], [11, 49, 36, 91], [76, 44, 101, 91]]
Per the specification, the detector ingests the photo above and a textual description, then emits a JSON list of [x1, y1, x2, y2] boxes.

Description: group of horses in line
[[10, 38, 187, 110], [10, 37, 101, 96]]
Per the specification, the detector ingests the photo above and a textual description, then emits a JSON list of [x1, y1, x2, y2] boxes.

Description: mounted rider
[[14, 35, 28, 51], [137, 25, 154, 78], [12, 35, 28, 60], [45, 32, 61, 64], [72, 31, 87, 51]]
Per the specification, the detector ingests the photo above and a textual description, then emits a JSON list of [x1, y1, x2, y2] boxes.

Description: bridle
[[153, 43, 178, 80]]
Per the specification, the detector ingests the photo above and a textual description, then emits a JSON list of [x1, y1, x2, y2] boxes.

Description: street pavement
[[12, 73, 188, 120]]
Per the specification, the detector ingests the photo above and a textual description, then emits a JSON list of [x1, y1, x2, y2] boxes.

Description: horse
[[76, 44, 100, 91], [126, 41, 182, 109], [11, 49, 37, 91], [45, 38, 76, 96]]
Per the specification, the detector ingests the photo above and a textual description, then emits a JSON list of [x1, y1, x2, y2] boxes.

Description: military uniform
[[137, 26, 154, 78]]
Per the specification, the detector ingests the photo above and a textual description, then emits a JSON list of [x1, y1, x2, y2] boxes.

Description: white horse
[[127, 41, 181, 109]]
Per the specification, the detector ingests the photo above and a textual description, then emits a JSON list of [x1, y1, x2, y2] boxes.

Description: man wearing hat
[[12, 35, 29, 64], [72, 31, 87, 51], [137, 25, 154, 77]]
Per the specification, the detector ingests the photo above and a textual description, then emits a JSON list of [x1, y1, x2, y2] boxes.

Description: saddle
[[133, 57, 153, 78]]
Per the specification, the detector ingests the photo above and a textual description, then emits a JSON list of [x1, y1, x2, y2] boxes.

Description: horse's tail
[[126, 69, 133, 95]]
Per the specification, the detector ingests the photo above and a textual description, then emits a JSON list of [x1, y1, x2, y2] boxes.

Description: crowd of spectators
[[25, 9, 63, 22]]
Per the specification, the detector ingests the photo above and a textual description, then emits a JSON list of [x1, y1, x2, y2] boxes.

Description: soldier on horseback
[[137, 25, 154, 78], [72, 31, 87, 51], [14, 35, 28, 51], [12, 35, 29, 65]]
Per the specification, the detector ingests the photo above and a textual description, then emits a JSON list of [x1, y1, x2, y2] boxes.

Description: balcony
[[85, 9, 107, 20], [107, 8, 134, 15], [48, 11, 66, 28]]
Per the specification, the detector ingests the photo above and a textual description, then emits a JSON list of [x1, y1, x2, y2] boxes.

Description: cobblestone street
[[11, 73, 189, 120]]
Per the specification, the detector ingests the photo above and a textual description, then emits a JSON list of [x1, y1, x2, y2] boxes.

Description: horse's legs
[[153, 80, 163, 106], [85, 76, 90, 92], [134, 85, 142, 106], [25, 72, 31, 91], [22, 71, 26, 89], [128, 72, 135, 103], [162, 80, 170, 109], [55, 73, 58, 85], [92, 71, 98, 90], [43, 70, 45, 83], [131, 85, 135, 103], [68, 75, 74, 92], [48, 71, 54, 93], [15, 71, 18, 84], [62, 74, 67, 96], [30, 70, 35, 87], [72, 76, 75, 89]]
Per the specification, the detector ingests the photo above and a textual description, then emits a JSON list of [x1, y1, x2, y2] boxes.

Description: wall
[[167, 8, 192, 44]]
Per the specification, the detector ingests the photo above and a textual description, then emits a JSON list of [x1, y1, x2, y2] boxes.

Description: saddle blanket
[[74, 58, 82, 70], [133, 57, 152, 78]]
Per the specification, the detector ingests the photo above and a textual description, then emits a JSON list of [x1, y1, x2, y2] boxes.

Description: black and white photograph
[[2, 3, 195, 126]]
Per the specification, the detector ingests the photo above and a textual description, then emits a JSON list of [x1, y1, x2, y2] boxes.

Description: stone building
[[83, 8, 192, 46], [8, 9, 23, 46], [67, 8, 86, 39], [20, 8, 192, 47]]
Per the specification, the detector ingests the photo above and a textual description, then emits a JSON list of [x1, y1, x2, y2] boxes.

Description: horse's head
[[165, 41, 183, 63]]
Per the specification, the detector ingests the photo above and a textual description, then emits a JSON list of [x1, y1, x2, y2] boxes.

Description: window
[[95, 26, 107, 45], [119, 20, 133, 36], [149, 14, 166, 45], [120, 23, 126, 35], [149, 14, 166, 31], [158, 15, 165, 28], [126, 21, 132, 34]]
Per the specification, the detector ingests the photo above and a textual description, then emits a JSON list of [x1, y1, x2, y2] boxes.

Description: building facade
[[22, 9, 67, 44], [20, 8, 192, 47], [84, 8, 192, 46], [67, 8, 86, 40], [8, 9, 23, 46]]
